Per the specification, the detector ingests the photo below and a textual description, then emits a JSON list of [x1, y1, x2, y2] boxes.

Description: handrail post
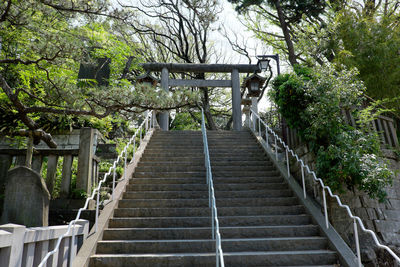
[[112, 167, 116, 201], [95, 189, 100, 233], [69, 220, 76, 264], [286, 148, 290, 177], [123, 150, 127, 180], [354, 218, 362, 267], [322, 188, 329, 229], [258, 117, 261, 137], [301, 165, 306, 199], [133, 139, 136, 161], [38, 109, 154, 267], [248, 111, 400, 265]]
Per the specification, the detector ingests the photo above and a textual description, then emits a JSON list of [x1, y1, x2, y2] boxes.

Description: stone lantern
[[136, 72, 159, 87], [242, 73, 267, 98]]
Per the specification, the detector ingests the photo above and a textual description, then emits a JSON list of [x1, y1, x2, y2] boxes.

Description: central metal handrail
[[249, 109, 400, 266], [201, 108, 225, 267]]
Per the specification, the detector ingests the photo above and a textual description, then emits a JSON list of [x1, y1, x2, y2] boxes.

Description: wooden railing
[[283, 111, 399, 149], [0, 128, 116, 198], [0, 220, 88, 266]]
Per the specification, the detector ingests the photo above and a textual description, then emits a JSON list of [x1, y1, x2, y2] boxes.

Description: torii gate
[[142, 63, 260, 131]]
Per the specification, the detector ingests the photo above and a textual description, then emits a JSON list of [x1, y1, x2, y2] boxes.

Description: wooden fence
[[0, 220, 88, 267], [283, 112, 399, 149]]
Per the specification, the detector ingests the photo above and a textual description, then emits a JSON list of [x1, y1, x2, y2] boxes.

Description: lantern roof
[[242, 73, 267, 88], [136, 71, 160, 86]]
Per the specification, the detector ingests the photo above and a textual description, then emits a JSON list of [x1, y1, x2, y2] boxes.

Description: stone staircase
[[90, 130, 342, 266]]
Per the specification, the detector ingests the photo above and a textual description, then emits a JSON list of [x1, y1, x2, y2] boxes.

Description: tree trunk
[[202, 88, 218, 130], [274, 0, 298, 66], [196, 73, 217, 130]]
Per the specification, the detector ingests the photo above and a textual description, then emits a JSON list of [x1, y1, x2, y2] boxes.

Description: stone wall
[[289, 145, 400, 266]]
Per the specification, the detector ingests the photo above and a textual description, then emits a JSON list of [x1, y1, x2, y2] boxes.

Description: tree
[[120, 0, 233, 130], [228, 0, 326, 66], [0, 0, 197, 150]]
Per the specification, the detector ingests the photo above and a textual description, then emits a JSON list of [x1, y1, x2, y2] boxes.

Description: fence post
[[77, 128, 95, 194], [354, 218, 362, 267], [0, 224, 26, 267]]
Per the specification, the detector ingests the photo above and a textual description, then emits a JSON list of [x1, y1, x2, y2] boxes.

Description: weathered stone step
[[113, 205, 305, 218], [123, 189, 292, 199], [216, 197, 298, 207], [214, 177, 284, 184], [138, 160, 272, 167], [126, 182, 288, 191], [147, 142, 258, 147], [134, 165, 275, 173], [90, 250, 338, 266], [118, 199, 209, 208], [102, 224, 319, 240], [133, 170, 280, 178], [142, 151, 266, 158], [133, 171, 205, 178], [147, 142, 256, 148], [140, 155, 268, 162], [213, 170, 280, 177], [109, 214, 310, 228], [118, 196, 297, 208], [126, 183, 207, 191], [96, 237, 328, 254], [129, 178, 206, 184], [139, 156, 205, 162]]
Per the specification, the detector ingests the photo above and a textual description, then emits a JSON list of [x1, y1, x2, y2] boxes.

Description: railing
[[39, 110, 155, 267], [249, 109, 400, 267], [283, 109, 399, 149], [0, 220, 88, 267], [201, 108, 225, 267]]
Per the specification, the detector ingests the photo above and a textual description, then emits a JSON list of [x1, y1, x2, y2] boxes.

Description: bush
[[270, 64, 393, 201]]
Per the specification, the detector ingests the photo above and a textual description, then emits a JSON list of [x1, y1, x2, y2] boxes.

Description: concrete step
[[113, 205, 305, 218], [90, 250, 338, 266], [96, 236, 328, 254], [138, 160, 272, 167], [133, 171, 205, 178], [212, 170, 281, 177], [108, 214, 310, 228], [147, 142, 258, 148], [129, 178, 206, 184], [140, 155, 268, 161], [126, 182, 288, 191], [118, 199, 209, 208], [123, 190, 292, 199], [134, 165, 274, 172], [102, 225, 319, 240], [118, 197, 298, 208], [133, 170, 280, 178]]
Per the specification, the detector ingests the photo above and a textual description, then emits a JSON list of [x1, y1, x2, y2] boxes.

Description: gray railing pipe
[[249, 109, 400, 266], [201, 108, 225, 267], [39, 110, 155, 267]]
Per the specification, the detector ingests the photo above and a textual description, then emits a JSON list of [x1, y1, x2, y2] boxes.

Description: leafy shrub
[[270, 64, 393, 201]]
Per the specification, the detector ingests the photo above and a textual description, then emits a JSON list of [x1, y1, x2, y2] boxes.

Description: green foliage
[[229, 0, 325, 22], [270, 64, 394, 201], [170, 112, 201, 131], [333, 12, 400, 114]]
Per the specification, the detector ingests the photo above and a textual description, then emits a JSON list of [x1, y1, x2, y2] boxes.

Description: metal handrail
[[39, 110, 155, 267], [201, 108, 225, 267], [249, 109, 400, 266]]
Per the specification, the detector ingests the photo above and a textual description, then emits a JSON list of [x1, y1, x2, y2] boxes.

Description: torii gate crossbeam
[[142, 63, 260, 131]]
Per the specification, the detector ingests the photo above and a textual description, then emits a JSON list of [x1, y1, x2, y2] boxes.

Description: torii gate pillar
[[231, 69, 242, 131], [159, 67, 169, 130]]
